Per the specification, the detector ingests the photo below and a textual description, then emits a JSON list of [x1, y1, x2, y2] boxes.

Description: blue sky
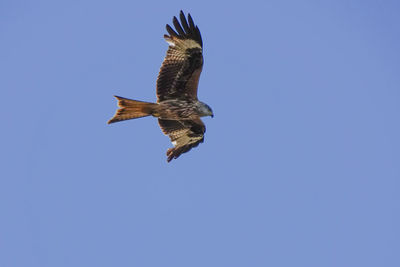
[[1, 0, 399, 266]]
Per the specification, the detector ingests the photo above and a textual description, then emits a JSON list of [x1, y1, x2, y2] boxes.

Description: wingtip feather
[[173, 16, 185, 36], [165, 11, 202, 47], [166, 24, 178, 37], [179, 11, 190, 33]]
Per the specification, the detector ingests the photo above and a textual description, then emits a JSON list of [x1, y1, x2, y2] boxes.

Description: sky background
[[1, 0, 399, 266]]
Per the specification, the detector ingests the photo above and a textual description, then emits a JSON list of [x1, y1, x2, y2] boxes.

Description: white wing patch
[[166, 39, 175, 47], [164, 36, 201, 50]]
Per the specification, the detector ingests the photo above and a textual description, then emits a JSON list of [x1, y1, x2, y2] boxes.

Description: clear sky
[[1, 0, 399, 266]]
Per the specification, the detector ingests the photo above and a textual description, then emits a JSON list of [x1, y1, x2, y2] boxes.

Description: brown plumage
[[108, 11, 213, 162], [107, 96, 158, 124], [158, 118, 205, 162]]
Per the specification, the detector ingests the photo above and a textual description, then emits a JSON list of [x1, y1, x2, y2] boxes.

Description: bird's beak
[[211, 113, 214, 118]]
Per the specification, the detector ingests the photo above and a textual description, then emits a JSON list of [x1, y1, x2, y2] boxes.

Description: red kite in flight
[[108, 11, 213, 162]]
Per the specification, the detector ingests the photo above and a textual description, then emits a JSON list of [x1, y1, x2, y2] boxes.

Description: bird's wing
[[156, 11, 203, 102], [158, 118, 205, 162]]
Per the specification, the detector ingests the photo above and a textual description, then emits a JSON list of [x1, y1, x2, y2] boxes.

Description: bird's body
[[155, 99, 212, 120], [108, 11, 213, 162]]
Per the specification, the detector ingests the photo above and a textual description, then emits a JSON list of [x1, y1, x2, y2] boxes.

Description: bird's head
[[198, 102, 214, 118]]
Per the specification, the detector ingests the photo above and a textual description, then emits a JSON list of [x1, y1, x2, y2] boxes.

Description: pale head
[[196, 101, 214, 118]]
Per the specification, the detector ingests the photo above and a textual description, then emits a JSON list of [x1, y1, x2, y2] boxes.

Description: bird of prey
[[108, 11, 213, 162]]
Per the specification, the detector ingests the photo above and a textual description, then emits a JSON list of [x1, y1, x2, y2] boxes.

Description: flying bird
[[108, 11, 213, 162]]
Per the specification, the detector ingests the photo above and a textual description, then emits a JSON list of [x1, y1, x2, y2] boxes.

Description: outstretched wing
[[158, 118, 205, 162], [156, 11, 203, 102]]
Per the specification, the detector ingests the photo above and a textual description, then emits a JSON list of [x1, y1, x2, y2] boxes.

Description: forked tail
[[108, 96, 158, 124]]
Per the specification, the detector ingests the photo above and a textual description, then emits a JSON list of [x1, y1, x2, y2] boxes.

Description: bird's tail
[[108, 96, 158, 124]]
